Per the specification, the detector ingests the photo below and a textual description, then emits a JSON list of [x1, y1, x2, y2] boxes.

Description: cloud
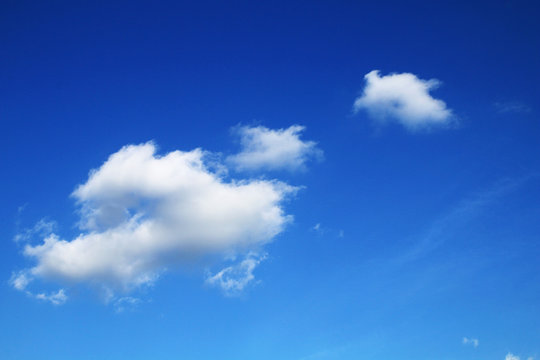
[[13, 141, 298, 301], [226, 125, 322, 172], [114, 296, 142, 313], [34, 289, 67, 305], [396, 177, 528, 264], [10, 271, 32, 291], [505, 354, 535, 360], [462, 337, 479, 348], [206, 252, 265, 295], [10, 271, 67, 305], [353, 70, 453, 130]]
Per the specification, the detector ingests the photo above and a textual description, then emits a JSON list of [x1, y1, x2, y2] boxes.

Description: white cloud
[[206, 253, 264, 295], [462, 337, 479, 348], [227, 125, 322, 172], [35, 289, 67, 305], [10, 271, 67, 305], [10, 271, 32, 291], [353, 70, 453, 130], [14, 142, 297, 299]]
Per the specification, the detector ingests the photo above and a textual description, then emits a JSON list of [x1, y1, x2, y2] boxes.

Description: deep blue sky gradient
[[1, 1, 539, 359]]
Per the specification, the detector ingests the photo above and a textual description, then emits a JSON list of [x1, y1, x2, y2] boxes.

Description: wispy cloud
[[114, 296, 142, 313], [34, 289, 67, 305], [353, 70, 453, 131], [13, 218, 57, 243], [206, 253, 265, 296], [494, 101, 532, 114], [397, 177, 530, 264], [310, 223, 344, 239], [10, 272, 67, 305], [462, 337, 479, 348]]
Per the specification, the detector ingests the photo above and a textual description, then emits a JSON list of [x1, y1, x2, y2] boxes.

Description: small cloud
[[10, 271, 67, 305], [310, 223, 344, 238], [10, 271, 32, 291], [227, 125, 323, 172], [494, 101, 532, 114], [462, 337, 479, 348], [353, 70, 453, 131], [17, 203, 28, 214], [35, 289, 67, 305], [206, 253, 265, 296]]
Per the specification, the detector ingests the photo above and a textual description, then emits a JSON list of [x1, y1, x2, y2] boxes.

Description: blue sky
[[1, 1, 539, 359]]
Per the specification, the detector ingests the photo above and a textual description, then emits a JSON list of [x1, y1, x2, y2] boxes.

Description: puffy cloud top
[[353, 70, 453, 130]]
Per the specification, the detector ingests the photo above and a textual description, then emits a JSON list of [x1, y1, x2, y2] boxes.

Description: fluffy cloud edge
[[11, 136, 308, 304], [353, 70, 454, 131], [226, 125, 323, 172]]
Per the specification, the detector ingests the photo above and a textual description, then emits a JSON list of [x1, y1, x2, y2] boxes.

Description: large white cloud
[[353, 70, 453, 130], [16, 142, 297, 297], [226, 125, 323, 171]]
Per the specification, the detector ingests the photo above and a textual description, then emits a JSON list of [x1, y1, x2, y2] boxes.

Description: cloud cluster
[[353, 70, 453, 130], [227, 125, 322, 172], [13, 135, 314, 301]]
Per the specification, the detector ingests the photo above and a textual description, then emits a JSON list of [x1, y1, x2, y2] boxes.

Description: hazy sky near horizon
[[1, 1, 540, 359]]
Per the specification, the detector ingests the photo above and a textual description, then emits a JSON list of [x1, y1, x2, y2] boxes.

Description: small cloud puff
[[462, 337, 479, 348], [227, 125, 323, 172], [353, 70, 453, 131]]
